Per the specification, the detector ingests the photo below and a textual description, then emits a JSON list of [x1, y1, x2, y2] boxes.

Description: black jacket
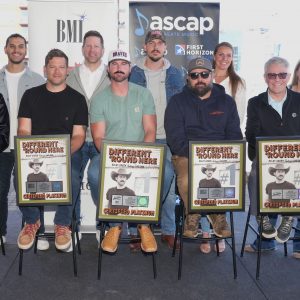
[[165, 83, 242, 157], [245, 88, 300, 160], [0, 93, 9, 152]]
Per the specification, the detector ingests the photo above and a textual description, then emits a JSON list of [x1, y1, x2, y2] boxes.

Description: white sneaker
[[37, 237, 50, 251], [0, 236, 6, 245], [64, 235, 78, 253]]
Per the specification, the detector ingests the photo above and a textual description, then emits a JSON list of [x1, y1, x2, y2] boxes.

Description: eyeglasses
[[189, 71, 211, 80], [266, 72, 288, 80]]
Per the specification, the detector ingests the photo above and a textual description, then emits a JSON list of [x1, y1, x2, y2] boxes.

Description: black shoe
[[275, 216, 294, 243], [261, 216, 277, 239]]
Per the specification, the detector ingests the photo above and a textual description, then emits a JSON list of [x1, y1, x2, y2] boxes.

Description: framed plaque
[[97, 141, 166, 223], [14, 135, 72, 206], [189, 140, 245, 213], [257, 136, 300, 214]]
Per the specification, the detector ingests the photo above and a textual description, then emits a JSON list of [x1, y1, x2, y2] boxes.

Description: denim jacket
[[130, 64, 184, 103]]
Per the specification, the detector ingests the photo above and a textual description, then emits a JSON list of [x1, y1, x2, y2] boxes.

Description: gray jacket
[[66, 66, 110, 141], [0, 66, 45, 151]]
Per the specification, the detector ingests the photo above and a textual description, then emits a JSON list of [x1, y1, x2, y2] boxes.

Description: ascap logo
[[57, 19, 83, 43], [134, 9, 214, 36]]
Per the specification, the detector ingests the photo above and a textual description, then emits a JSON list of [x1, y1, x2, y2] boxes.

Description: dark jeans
[[0, 151, 15, 235], [74, 141, 98, 225], [19, 150, 82, 226]]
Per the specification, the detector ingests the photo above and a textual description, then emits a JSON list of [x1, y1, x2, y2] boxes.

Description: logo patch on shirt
[[134, 106, 140, 113], [209, 111, 224, 116]]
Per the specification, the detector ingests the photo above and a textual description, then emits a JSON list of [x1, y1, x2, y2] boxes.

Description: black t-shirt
[[18, 84, 88, 135]]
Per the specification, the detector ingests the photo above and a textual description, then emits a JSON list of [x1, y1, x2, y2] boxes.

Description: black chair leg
[[97, 222, 106, 280], [18, 249, 23, 275], [240, 208, 251, 257], [256, 216, 263, 280], [0, 234, 5, 255], [230, 212, 237, 279]]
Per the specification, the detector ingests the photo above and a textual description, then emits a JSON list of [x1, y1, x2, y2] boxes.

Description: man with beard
[[130, 30, 184, 249], [165, 57, 242, 245], [0, 34, 44, 247], [88, 50, 157, 253]]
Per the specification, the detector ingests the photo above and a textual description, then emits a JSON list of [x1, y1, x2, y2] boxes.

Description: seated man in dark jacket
[[0, 93, 9, 153], [165, 57, 242, 247]]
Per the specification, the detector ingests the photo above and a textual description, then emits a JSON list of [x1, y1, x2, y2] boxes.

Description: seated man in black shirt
[[17, 49, 88, 251]]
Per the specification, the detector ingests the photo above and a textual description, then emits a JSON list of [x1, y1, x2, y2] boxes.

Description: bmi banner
[[129, 2, 220, 70], [28, 0, 118, 75]]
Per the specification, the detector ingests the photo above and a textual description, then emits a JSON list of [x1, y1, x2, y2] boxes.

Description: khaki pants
[[171, 155, 189, 213]]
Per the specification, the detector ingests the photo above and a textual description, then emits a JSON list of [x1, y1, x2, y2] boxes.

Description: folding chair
[[18, 207, 81, 276], [172, 197, 237, 280], [240, 207, 300, 279]]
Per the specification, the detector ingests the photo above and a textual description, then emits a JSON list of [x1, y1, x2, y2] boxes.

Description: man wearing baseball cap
[[130, 30, 184, 249], [88, 49, 157, 253], [165, 56, 242, 248]]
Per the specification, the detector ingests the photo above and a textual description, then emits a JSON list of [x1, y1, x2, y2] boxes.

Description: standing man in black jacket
[[165, 57, 242, 245], [245, 56, 300, 255]]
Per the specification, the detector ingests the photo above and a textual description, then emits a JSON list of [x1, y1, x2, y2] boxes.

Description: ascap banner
[[129, 1, 220, 71]]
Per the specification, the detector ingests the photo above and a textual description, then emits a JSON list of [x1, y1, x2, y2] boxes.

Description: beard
[[188, 81, 213, 97], [110, 71, 129, 82]]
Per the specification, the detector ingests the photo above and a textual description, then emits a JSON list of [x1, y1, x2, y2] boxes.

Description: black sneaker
[[275, 216, 294, 243], [260, 216, 277, 239]]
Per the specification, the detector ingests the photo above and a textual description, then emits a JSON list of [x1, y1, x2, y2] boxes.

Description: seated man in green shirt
[[88, 49, 157, 253]]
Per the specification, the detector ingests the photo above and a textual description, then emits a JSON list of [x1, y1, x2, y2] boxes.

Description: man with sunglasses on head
[[165, 57, 242, 245], [245, 57, 300, 257]]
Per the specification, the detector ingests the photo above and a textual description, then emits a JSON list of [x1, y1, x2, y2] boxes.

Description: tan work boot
[[17, 220, 41, 250], [101, 226, 122, 253], [55, 225, 72, 250], [207, 214, 231, 238], [183, 214, 200, 238], [138, 225, 157, 252]]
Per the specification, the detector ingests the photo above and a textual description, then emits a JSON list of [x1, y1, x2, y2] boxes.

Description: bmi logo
[[175, 45, 186, 55], [57, 19, 83, 43]]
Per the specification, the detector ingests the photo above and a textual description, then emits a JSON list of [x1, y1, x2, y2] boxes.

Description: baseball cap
[[188, 57, 212, 73], [108, 49, 131, 64], [145, 30, 166, 44]]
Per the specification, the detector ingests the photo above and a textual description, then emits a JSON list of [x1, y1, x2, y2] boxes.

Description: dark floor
[[1, 191, 300, 300]]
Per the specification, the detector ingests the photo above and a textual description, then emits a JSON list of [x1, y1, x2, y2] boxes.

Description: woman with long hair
[[290, 60, 300, 92], [213, 42, 246, 125]]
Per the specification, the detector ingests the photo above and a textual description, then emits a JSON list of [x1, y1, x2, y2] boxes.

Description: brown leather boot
[[101, 226, 122, 253]]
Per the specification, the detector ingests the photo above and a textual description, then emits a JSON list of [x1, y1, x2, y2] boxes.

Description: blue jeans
[[74, 141, 98, 225], [248, 160, 276, 250], [200, 215, 211, 233], [293, 218, 300, 252], [156, 139, 176, 235], [20, 150, 82, 226], [0, 151, 15, 236]]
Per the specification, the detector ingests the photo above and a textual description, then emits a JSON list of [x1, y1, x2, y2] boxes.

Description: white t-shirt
[[5, 68, 25, 149], [79, 63, 104, 99]]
